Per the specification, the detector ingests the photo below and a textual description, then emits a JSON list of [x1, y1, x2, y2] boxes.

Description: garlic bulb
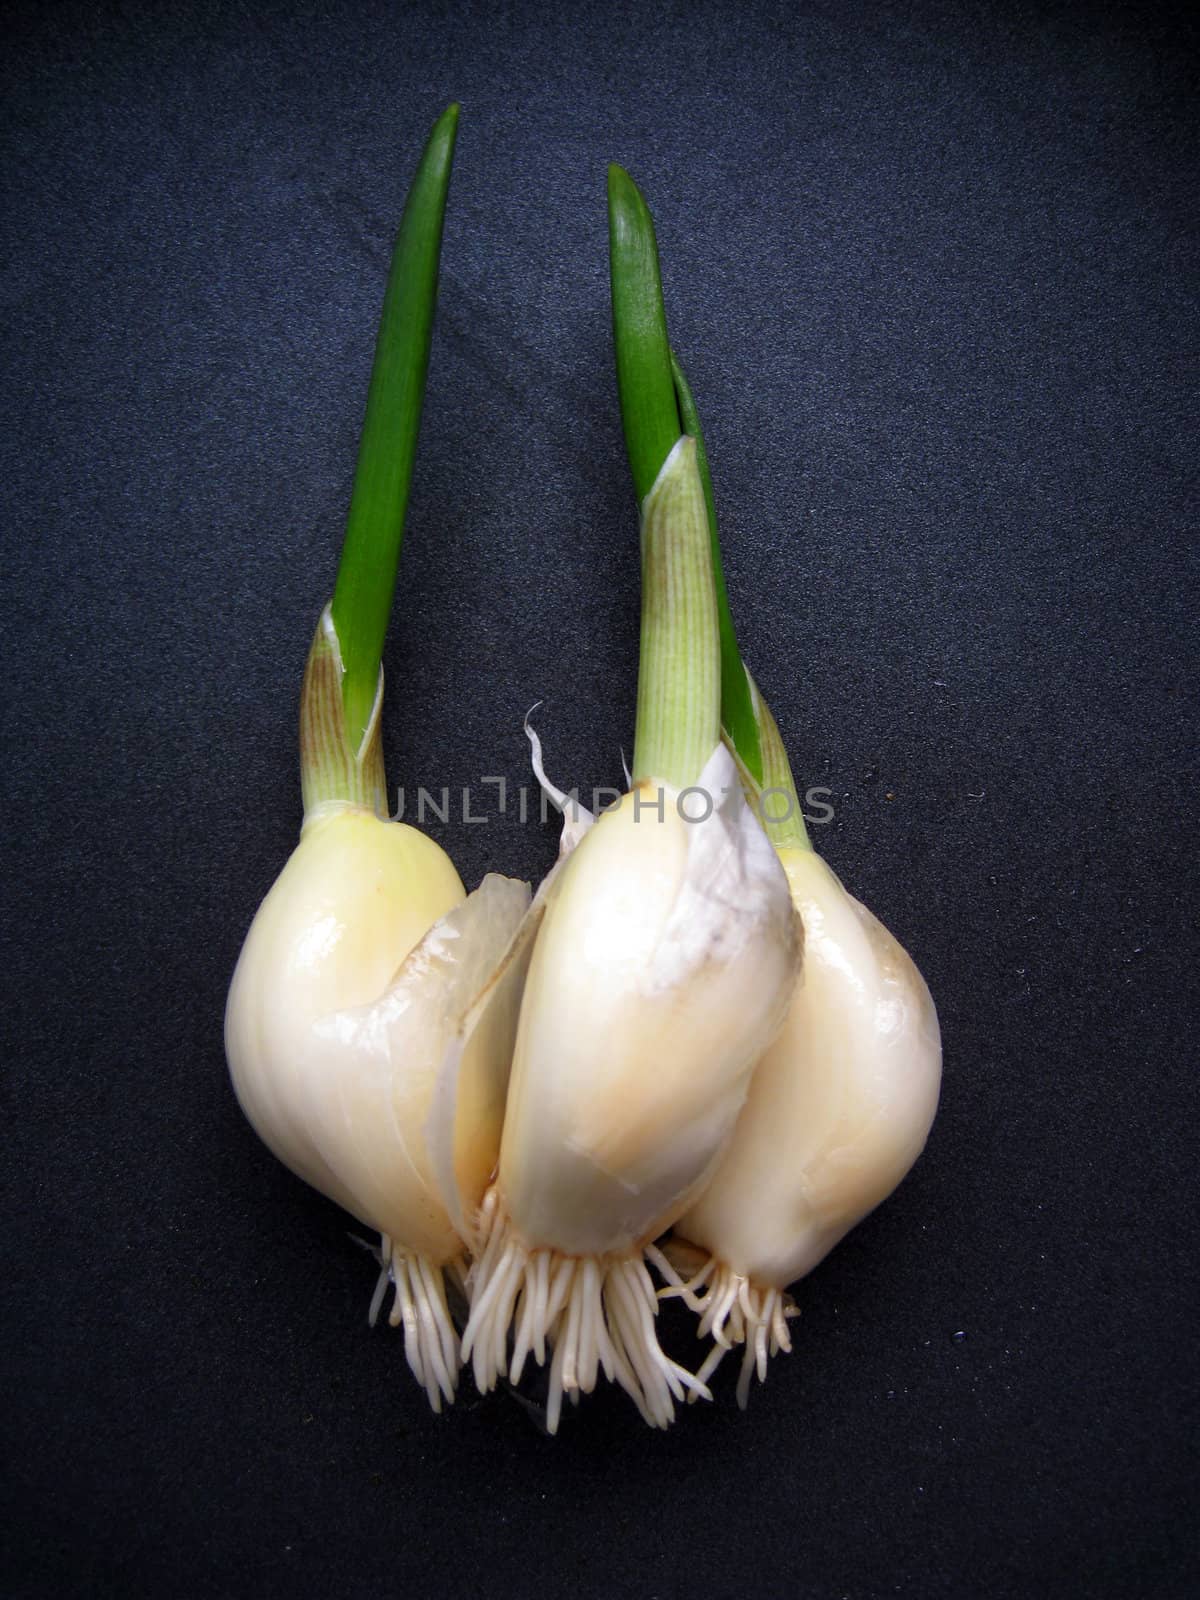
[[662, 694, 942, 1404], [226, 609, 531, 1409], [460, 439, 800, 1432]]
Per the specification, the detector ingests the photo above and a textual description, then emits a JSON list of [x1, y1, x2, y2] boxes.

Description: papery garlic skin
[[667, 846, 942, 1402], [462, 742, 800, 1429]]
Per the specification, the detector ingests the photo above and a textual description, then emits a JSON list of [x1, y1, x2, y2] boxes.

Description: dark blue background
[[2, 2, 1196, 1596]]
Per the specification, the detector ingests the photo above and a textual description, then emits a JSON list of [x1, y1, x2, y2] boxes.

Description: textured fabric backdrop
[[2, 2, 1196, 1596]]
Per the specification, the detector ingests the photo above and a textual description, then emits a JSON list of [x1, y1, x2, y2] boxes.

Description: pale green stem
[[299, 606, 387, 819], [727, 669, 811, 850], [669, 350, 763, 784], [632, 437, 722, 790]]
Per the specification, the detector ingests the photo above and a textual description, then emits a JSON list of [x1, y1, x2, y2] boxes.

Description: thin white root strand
[[648, 1251, 798, 1410], [461, 1194, 711, 1432], [369, 1233, 462, 1414], [645, 1241, 716, 1309]]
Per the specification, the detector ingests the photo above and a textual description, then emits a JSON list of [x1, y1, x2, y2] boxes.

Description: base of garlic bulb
[[461, 1190, 710, 1432]]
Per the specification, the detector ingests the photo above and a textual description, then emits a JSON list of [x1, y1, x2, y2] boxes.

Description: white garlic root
[[462, 1192, 709, 1432], [650, 1245, 797, 1409], [367, 1237, 466, 1412]]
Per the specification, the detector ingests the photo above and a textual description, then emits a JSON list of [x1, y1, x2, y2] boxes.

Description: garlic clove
[[462, 740, 800, 1429], [666, 846, 942, 1401]]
